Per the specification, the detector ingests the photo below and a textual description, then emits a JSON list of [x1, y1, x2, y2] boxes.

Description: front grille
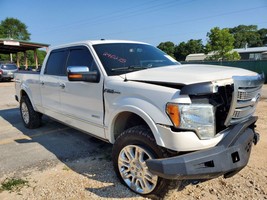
[[225, 74, 264, 126], [237, 87, 261, 101]]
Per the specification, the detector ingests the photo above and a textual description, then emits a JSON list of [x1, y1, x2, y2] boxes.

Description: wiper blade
[[111, 66, 148, 71]]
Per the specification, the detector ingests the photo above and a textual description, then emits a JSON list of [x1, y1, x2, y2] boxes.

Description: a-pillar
[[24, 51, 28, 70]]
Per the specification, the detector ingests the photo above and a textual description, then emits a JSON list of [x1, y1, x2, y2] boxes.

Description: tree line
[[157, 25, 267, 61], [0, 17, 46, 67]]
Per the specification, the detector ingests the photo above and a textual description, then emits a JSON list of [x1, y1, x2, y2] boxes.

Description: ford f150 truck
[[15, 40, 264, 198]]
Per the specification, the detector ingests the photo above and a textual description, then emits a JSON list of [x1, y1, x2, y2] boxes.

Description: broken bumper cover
[[146, 116, 259, 180]]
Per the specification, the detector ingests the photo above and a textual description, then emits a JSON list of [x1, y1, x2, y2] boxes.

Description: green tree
[[174, 39, 204, 61], [157, 41, 175, 58], [0, 17, 31, 40], [27, 50, 47, 66], [0, 17, 47, 67], [10, 50, 47, 67], [229, 25, 262, 48], [222, 51, 241, 61], [0, 54, 9, 62], [206, 27, 239, 61], [258, 28, 267, 45]]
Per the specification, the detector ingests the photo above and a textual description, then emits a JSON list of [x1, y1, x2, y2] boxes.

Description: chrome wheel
[[118, 145, 158, 194], [21, 102, 29, 124]]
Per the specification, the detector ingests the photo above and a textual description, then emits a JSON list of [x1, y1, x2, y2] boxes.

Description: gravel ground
[[0, 89, 266, 199]]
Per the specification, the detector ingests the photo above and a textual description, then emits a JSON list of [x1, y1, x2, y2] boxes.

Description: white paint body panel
[[125, 64, 258, 85]]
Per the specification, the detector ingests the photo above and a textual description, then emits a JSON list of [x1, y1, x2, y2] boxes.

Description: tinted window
[[45, 50, 68, 76], [67, 47, 98, 72], [1, 64, 17, 70], [93, 43, 178, 76]]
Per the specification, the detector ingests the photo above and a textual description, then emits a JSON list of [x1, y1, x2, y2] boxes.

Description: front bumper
[[146, 116, 258, 180], [0, 73, 14, 79]]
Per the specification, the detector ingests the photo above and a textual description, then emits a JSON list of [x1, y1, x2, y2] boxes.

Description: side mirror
[[67, 66, 100, 83]]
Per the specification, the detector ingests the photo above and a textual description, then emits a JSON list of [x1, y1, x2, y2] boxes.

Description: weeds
[[0, 178, 28, 192], [62, 166, 70, 171]]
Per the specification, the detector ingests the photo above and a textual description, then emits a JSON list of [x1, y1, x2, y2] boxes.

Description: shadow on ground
[[0, 107, 141, 198]]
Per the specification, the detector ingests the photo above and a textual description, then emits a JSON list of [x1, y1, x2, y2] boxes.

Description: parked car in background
[[0, 63, 18, 81]]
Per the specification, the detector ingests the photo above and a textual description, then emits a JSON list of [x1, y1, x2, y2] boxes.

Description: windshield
[[93, 43, 179, 76], [1, 64, 17, 70]]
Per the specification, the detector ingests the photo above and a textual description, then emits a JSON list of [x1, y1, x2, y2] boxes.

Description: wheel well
[[113, 112, 149, 140], [20, 90, 27, 98]]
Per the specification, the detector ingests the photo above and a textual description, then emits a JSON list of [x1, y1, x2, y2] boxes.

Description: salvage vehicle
[[14, 40, 264, 198]]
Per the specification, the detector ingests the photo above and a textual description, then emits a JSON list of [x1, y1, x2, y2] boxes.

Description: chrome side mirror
[[67, 66, 100, 83]]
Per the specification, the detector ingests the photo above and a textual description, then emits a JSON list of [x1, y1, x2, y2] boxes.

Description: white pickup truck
[[15, 40, 264, 198]]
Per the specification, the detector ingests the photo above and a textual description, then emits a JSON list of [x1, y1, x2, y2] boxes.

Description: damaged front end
[[178, 73, 264, 139], [146, 73, 264, 180]]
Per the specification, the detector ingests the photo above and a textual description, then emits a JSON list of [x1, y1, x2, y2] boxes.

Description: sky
[[0, 0, 267, 47]]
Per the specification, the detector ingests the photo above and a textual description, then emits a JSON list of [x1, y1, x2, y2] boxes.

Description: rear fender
[[19, 83, 36, 110]]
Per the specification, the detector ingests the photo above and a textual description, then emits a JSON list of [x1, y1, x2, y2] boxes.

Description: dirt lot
[[0, 82, 266, 200]]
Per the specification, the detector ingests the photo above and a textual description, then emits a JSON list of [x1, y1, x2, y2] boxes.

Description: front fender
[[106, 97, 172, 147]]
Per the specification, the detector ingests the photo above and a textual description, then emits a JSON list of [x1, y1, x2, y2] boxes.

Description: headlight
[[166, 103, 215, 139]]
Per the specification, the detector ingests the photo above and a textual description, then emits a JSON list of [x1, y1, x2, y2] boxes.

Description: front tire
[[20, 95, 42, 129], [112, 125, 180, 199]]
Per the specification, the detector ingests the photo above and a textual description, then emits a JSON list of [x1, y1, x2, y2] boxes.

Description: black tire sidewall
[[20, 96, 41, 129]]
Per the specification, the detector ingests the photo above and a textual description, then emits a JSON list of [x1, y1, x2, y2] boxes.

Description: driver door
[[59, 46, 105, 138]]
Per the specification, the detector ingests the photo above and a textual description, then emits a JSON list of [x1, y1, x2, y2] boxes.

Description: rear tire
[[112, 125, 180, 199], [20, 95, 42, 129]]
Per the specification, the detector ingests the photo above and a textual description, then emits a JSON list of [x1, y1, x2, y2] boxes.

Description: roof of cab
[[49, 39, 149, 51]]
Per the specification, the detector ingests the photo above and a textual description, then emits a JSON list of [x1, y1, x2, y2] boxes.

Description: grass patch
[[0, 178, 28, 192], [62, 166, 70, 171]]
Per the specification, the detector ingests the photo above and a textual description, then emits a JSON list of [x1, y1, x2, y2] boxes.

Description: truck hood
[[125, 64, 258, 86]]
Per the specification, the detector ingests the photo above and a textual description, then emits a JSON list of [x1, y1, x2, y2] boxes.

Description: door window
[[45, 50, 68, 76], [67, 47, 98, 72]]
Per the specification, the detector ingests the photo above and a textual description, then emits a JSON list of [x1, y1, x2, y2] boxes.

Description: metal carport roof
[[0, 38, 50, 69], [0, 38, 49, 54]]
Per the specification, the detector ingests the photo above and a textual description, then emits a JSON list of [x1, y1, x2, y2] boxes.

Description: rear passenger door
[[59, 46, 105, 138], [40, 49, 68, 119]]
